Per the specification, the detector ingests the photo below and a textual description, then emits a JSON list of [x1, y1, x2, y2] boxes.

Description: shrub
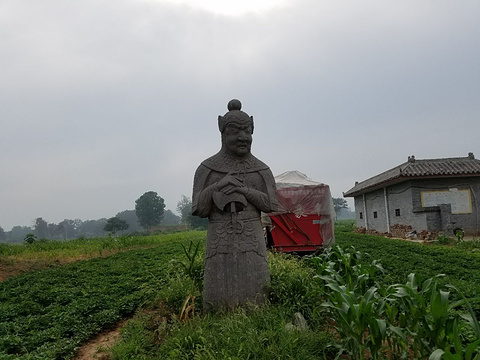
[[268, 252, 323, 323]]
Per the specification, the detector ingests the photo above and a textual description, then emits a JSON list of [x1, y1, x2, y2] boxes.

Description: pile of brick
[[390, 224, 413, 239], [353, 227, 366, 234], [367, 229, 387, 236], [354, 225, 439, 241], [354, 227, 389, 237], [417, 230, 439, 240]]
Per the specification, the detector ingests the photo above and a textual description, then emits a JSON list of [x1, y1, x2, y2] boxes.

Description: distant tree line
[[1, 191, 182, 243], [0, 194, 354, 243], [1, 209, 181, 243], [176, 195, 208, 230]]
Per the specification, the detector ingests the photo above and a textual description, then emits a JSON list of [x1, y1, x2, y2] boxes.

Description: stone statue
[[192, 99, 278, 311]]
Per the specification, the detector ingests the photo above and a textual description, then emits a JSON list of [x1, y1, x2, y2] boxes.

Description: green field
[[0, 232, 206, 359], [1, 226, 479, 359]]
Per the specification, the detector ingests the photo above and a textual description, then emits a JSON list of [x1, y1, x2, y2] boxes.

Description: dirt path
[[74, 319, 130, 360], [0, 258, 60, 281], [73, 306, 171, 359]]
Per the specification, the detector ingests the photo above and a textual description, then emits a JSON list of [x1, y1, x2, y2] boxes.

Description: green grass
[[335, 232, 480, 299], [0, 232, 206, 359], [155, 306, 332, 360], [1, 227, 479, 359], [457, 238, 480, 251], [334, 219, 356, 233], [109, 232, 480, 359], [109, 305, 333, 360], [0, 233, 187, 259], [108, 251, 335, 360]]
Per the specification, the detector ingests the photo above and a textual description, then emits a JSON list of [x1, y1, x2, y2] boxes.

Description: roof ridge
[[344, 154, 480, 197], [415, 156, 476, 162]]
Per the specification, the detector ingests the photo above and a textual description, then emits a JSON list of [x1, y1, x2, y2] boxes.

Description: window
[[395, 208, 401, 217], [373, 211, 378, 218], [359, 212, 363, 219]]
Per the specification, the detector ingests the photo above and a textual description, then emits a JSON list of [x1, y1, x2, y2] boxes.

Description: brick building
[[343, 153, 480, 237]]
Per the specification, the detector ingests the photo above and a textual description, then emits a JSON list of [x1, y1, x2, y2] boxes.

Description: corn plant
[[428, 284, 480, 360], [309, 246, 480, 359], [309, 245, 384, 293], [383, 273, 480, 358], [168, 240, 205, 319], [320, 283, 387, 359], [171, 240, 204, 292], [310, 246, 387, 359]]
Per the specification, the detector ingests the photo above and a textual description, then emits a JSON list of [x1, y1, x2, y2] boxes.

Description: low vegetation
[[0, 224, 479, 359], [0, 232, 205, 359], [0, 233, 176, 259], [308, 245, 480, 359], [336, 231, 480, 299]]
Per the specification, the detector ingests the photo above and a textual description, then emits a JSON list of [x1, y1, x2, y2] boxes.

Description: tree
[[162, 209, 181, 226], [332, 197, 349, 217], [177, 195, 208, 230], [57, 219, 78, 240], [78, 219, 108, 237], [24, 233, 37, 244], [177, 195, 192, 225], [9, 226, 33, 243], [34, 217, 49, 239], [116, 210, 144, 232], [47, 223, 61, 239], [104, 216, 129, 234], [0, 226, 6, 242], [135, 191, 165, 229]]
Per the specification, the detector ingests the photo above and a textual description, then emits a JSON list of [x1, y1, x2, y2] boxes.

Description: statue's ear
[[218, 115, 224, 132], [251, 116, 254, 134]]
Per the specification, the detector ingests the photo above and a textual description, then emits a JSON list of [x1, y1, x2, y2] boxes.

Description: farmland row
[[1, 228, 479, 359], [0, 231, 206, 359], [335, 232, 480, 300], [107, 233, 480, 359]]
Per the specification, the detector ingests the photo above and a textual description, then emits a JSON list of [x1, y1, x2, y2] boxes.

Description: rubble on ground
[[354, 224, 439, 241]]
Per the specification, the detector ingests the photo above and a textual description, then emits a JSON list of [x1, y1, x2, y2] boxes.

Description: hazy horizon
[[1, 0, 479, 231]]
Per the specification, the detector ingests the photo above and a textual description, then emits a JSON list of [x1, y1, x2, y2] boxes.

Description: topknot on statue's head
[[218, 99, 254, 134], [227, 99, 242, 111]]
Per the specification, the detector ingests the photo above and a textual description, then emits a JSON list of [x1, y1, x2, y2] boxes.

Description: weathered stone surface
[[292, 312, 309, 330], [192, 99, 278, 311], [285, 312, 309, 332]]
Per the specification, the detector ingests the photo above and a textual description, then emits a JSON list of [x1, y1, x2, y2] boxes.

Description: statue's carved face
[[224, 123, 252, 158]]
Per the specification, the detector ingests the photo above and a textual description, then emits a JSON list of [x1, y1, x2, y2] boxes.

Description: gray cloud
[[1, 0, 479, 230]]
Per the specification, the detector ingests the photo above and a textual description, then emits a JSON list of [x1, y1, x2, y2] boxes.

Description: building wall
[[366, 188, 388, 232], [410, 177, 480, 236], [354, 185, 414, 233], [353, 176, 480, 236], [354, 197, 366, 228], [386, 181, 418, 230]]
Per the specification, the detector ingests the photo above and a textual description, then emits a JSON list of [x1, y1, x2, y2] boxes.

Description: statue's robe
[[192, 149, 278, 311]]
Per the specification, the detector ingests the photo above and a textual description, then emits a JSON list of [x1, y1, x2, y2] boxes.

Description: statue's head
[[219, 99, 254, 158], [218, 99, 254, 134]]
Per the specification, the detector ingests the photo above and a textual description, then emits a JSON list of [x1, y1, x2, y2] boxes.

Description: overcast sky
[[1, 0, 479, 231]]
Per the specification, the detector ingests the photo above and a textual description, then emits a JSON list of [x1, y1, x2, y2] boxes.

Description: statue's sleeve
[[262, 168, 279, 212], [244, 169, 278, 213], [192, 165, 216, 218]]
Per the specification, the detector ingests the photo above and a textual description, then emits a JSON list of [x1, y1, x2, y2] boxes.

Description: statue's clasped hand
[[217, 173, 247, 195]]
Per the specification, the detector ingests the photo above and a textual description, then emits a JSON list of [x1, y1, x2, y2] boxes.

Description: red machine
[[264, 171, 335, 253]]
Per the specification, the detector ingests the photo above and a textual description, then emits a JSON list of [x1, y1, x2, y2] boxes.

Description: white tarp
[[273, 171, 335, 217], [275, 170, 324, 188], [271, 170, 335, 246]]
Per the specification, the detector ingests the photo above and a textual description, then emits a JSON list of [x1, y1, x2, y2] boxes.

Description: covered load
[[264, 170, 335, 252]]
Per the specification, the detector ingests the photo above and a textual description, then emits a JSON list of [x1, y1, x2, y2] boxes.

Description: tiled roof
[[343, 154, 480, 197]]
